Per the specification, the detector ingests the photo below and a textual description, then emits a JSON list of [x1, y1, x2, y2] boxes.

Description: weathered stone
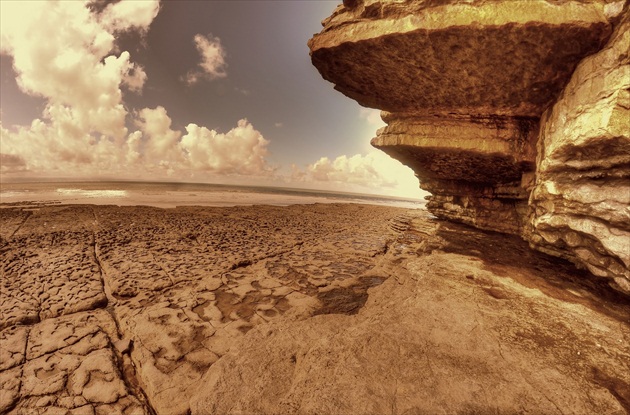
[[99, 204, 400, 415], [2, 203, 627, 414], [310, 0, 614, 116], [1, 210, 107, 329], [3, 310, 149, 415], [0, 326, 28, 371], [309, 0, 629, 292], [526, 12, 630, 294], [191, 219, 630, 415], [372, 113, 538, 233]]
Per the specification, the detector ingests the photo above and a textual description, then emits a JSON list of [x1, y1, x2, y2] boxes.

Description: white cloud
[[359, 107, 385, 127], [99, 0, 161, 33], [186, 33, 227, 84], [133, 108, 272, 176], [136, 106, 182, 160], [0, 0, 158, 174], [292, 150, 424, 198], [180, 119, 271, 175], [275, 122, 283, 128], [0, 1, 273, 181]]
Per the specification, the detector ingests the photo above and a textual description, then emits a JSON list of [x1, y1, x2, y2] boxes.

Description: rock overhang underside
[[309, 0, 630, 294]]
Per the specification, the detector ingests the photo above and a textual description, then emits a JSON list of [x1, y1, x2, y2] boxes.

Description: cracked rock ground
[[1, 204, 628, 415]]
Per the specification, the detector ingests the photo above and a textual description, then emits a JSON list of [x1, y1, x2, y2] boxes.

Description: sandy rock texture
[[191, 215, 630, 415], [527, 13, 630, 294], [1, 203, 628, 414], [308, 0, 629, 293], [1, 203, 407, 415]]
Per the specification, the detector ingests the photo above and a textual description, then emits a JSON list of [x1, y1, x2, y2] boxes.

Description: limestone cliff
[[308, 0, 629, 294], [527, 13, 630, 294]]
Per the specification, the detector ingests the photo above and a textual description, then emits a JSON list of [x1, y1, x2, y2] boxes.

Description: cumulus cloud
[[186, 33, 227, 84], [0, 0, 159, 178], [135, 106, 182, 160], [180, 119, 271, 175], [132, 107, 273, 176], [292, 150, 423, 198], [0, 1, 273, 181], [99, 0, 161, 33]]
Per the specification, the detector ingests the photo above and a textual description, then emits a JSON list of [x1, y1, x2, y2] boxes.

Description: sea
[[0, 181, 427, 210]]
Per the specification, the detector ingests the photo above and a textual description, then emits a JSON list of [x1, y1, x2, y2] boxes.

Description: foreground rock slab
[[191, 218, 630, 415], [1, 204, 627, 414], [1, 203, 408, 415], [0, 310, 147, 415]]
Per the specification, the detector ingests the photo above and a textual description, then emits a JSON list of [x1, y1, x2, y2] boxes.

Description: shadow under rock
[[430, 220, 630, 322]]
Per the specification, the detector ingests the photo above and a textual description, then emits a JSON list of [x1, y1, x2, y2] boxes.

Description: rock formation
[[0, 204, 405, 414], [308, 0, 630, 294], [2, 204, 628, 414]]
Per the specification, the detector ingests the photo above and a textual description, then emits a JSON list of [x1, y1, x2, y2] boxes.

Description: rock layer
[[308, 0, 630, 293], [0, 203, 407, 415], [2, 203, 628, 414], [527, 13, 630, 294]]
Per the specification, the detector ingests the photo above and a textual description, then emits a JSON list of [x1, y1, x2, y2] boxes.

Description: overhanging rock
[[309, 0, 630, 294]]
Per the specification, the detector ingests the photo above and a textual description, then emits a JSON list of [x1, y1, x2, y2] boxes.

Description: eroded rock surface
[[1, 203, 628, 414], [191, 215, 630, 415], [308, 0, 629, 293], [0, 310, 147, 415], [527, 13, 630, 294], [1, 203, 406, 415]]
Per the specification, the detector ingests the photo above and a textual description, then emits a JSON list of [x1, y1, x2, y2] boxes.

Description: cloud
[[358, 107, 385, 127], [132, 108, 273, 176], [292, 150, 424, 198], [0, 1, 273, 181], [275, 122, 283, 128], [0, 152, 28, 174], [180, 119, 271, 175], [186, 33, 228, 84], [99, 0, 161, 33], [135, 106, 182, 160], [0, 0, 158, 161], [0, 1, 413, 199], [307, 152, 396, 187]]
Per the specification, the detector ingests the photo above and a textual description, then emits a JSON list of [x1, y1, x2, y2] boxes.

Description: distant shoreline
[[0, 180, 426, 210]]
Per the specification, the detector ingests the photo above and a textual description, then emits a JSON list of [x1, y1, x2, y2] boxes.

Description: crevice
[[148, 250, 176, 287], [591, 367, 630, 413], [9, 209, 32, 240], [112, 341, 158, 415], [89, 209, 158, 415]]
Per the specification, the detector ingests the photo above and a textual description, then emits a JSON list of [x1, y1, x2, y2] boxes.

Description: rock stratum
[[308, 0, 630, 295], [1, 203, 629, 414]]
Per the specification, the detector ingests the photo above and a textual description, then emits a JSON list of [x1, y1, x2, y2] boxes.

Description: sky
[[0, 0, 425, 199]]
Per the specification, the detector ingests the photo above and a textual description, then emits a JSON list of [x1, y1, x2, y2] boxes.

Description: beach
[[0, 181, 426, 210], [1, 201, 628, 414]]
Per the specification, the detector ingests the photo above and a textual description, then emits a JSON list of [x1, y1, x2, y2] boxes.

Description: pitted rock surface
[[1, 204, 407, 415], [309, 0, 629, 293], [2, 203, 628, 414]]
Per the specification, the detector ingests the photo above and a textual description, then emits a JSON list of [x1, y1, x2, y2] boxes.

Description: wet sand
[[1, 203, 628, 415]]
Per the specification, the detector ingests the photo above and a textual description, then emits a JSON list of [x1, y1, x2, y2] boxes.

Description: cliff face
[[308, 0, 629, 294], [527, 14, 630, 294]]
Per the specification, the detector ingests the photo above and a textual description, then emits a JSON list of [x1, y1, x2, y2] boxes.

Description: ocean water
[[0, 181, 426, 209]]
